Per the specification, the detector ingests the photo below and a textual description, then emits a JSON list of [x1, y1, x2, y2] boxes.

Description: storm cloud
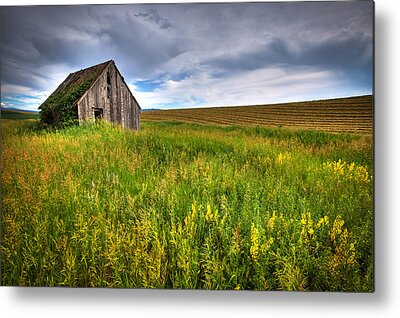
[[0, 2, 373, 110]]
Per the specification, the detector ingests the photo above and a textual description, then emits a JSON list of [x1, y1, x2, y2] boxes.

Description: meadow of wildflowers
[[0, 119, 373, 291]]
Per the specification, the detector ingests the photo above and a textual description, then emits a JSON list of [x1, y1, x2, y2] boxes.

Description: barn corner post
[[39, 60, 140, 130]]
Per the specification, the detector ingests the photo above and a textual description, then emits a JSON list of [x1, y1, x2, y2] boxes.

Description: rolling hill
[[141, 95, 373, 134], [1, 108, 39, 120]]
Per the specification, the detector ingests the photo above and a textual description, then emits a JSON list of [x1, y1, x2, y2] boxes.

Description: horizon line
[[1, 93, 373, 113]]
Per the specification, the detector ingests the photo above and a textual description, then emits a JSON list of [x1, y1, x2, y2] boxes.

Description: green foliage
[[39, 79, 93, 128], [1, 120, 373, 290]]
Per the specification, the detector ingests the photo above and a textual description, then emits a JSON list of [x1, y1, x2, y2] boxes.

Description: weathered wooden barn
[[39, 60, 140, 129]]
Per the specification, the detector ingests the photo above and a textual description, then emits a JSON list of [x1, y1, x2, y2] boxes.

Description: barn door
[[93, 108, 103, 120]]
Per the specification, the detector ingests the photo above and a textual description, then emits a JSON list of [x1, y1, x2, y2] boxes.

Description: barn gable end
[[39, 60, 140, 130]]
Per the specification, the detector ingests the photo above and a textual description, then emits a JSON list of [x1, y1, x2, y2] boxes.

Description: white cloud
[[0, 84, 53, 111], [1, 3, 372, 110], [133, 66, 342, 109]]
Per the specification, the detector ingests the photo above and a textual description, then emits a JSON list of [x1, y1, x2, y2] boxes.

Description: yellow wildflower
[[250, 223, 260, 262], [275, 152, 291, 165], [276, 153, 284, 165], [268, 212, 277, 231], [330, 215, 345, 242], [316, 217, 324, 229], [261, 237, 274, 253], [300, 212, 314, 241], [205, 204, 213, 222], [301, 215, 307, 225]]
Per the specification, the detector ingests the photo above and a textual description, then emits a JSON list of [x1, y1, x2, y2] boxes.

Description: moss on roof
[[39, 60, 112, 111], [39, 60, 112, 127]]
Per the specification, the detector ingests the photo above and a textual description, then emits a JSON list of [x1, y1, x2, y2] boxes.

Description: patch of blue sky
[[1, 96, 26, 108], [133, 79, 164, 92], [134, 71, 195, 92], [1, 94, 43, 110], [170, 71, 193, 81]]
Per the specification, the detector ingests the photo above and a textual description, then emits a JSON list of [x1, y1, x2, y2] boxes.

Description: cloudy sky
[[0, 1, 373, 111]]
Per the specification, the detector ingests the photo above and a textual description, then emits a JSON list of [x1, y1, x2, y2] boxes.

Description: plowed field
[[141, 95, 373, 134]]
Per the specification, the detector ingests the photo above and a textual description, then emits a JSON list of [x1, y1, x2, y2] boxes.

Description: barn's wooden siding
[[76, 62, 140, 130]]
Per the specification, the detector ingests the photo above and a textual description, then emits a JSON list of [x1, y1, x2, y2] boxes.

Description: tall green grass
[[1, 119, 373, 290]]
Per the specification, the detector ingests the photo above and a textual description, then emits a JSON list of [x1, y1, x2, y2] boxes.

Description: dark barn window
[[93, 108, 103, 120], [107, 72, 111, 99]]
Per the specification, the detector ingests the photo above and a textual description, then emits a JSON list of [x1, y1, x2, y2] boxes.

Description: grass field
[[141, 95, 373, 134], [1, 106, 373, 291]]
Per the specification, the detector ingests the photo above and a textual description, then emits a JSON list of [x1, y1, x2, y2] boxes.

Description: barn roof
[[39, 60, 113, 110]]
